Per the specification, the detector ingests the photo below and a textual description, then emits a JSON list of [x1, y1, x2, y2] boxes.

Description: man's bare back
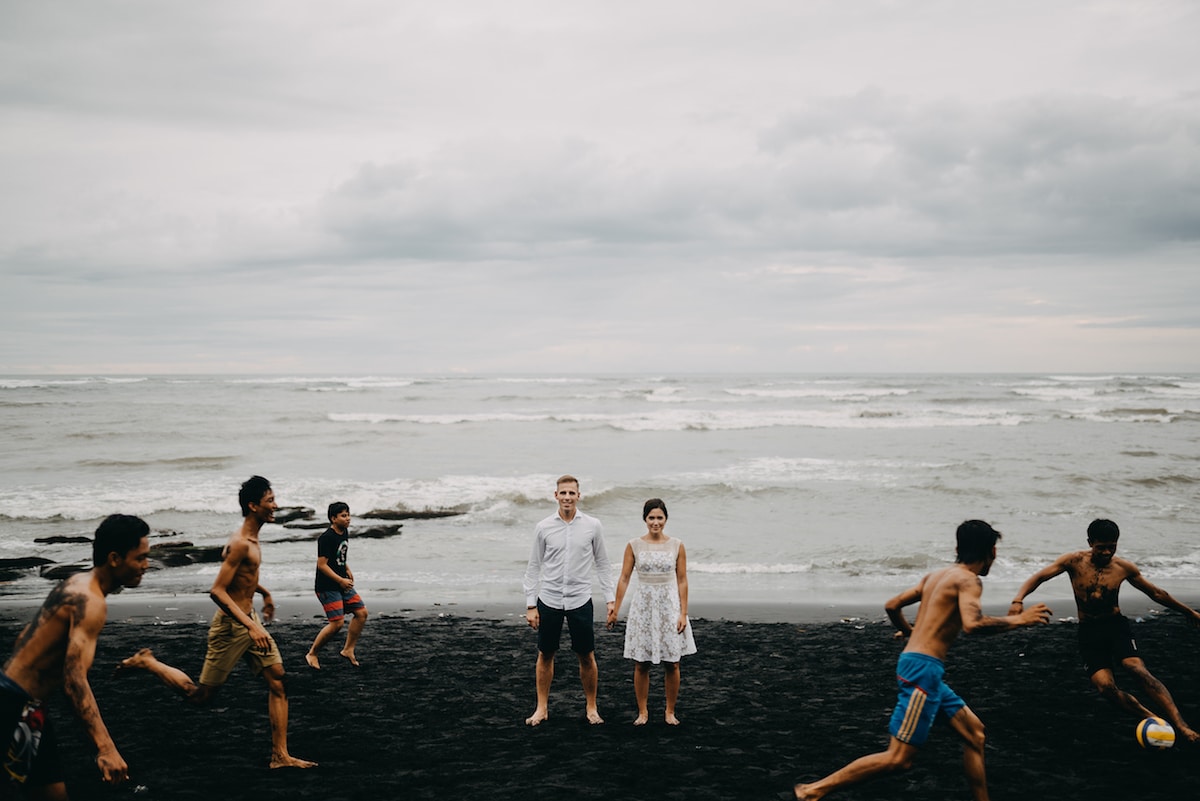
[[794, 521, 1051, 801], [3, 516, 151, 791], [898, 566, 976, 660], [890, 564, 1051, 661], [5, 572, 108, 702]]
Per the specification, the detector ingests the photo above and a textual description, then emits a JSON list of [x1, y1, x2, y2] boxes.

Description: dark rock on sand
[[274, 506, 316, 525], [350, 524, 403, 539], [148, 541, 225, 567], [275, 524, 402, 544], [0, 557, 57, 583], [361, 508, 462, 520], [39, 563, 90, 581], [0, 557, 55, 570], [274, 533, 321, 544]]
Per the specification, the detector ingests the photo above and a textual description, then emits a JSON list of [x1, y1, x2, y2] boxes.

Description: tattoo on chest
[[1078, 565, 1120, 613]]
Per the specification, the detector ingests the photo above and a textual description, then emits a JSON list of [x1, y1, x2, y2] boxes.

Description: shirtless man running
[[118, 476, 316, 769], [1009, 518, 1200, 743], [793, 520, 1051, 801], [2, 514, 150, 799]]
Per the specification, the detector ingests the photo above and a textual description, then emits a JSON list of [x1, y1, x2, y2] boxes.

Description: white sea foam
[[724, 386, 914, 400], [0, 377, 147, 389], [328, 407, 1021, 431], [669, 456, 947, 490], [5, 373, 1200, 607], [690, 561, 813, 574]]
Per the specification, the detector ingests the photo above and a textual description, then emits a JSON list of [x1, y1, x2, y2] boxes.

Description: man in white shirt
[[522, 475, 616, 726]]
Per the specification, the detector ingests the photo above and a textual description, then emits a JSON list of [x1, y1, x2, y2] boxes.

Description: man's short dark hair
[[1087, 518, 1120, 543], [92, 514, 150, 566], [239, 475, 272, 516], [955, 519, 1002, 564], [328, 501, 350, 522]]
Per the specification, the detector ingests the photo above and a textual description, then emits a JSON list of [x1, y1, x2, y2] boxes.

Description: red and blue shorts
[[316, 588, 366, 622]]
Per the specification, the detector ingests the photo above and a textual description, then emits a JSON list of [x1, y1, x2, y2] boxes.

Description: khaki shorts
[[198, 609, 282, 686]]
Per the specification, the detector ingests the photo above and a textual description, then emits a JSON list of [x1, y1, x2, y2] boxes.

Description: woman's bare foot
[[304, 653, 320, 670], [633, 712, 649, 726], [525, 708, 549, 726], [269, 753, 317, 769], [665, 713, 680, 726], [585, 708, 604, 725], [339, 651, 360, 667]]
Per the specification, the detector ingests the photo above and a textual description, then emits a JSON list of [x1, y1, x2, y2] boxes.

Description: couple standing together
[[521, 475, 696, 726]]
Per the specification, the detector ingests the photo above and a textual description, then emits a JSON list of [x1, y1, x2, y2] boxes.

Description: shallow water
[[3, 373, 1198, 610]]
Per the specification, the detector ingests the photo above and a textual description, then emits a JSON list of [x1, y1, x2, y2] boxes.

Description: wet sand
[[5, 604, 1199, 800]]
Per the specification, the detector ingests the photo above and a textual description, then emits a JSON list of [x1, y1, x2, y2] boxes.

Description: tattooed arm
[[62, 588, 128, 785]]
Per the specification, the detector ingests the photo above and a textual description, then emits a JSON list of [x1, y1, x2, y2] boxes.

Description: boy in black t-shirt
[[305, 502, 368, 669]]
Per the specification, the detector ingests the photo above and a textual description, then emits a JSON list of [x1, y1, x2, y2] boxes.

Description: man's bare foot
[[1179, 725, 1200, 744], [665, 713, 680, 726], [339, 651, 360, 667], [633, 713, 648, 726], [269, 753, 317, 769], [586, 708, 604, 725], [114, 647, 155, 676], [304, 653, 320, 670], [525, 708, 549, 726], [794, 783, 821, 800]]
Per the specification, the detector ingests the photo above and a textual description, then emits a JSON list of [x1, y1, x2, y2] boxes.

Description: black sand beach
[[6, 604, 1200, 801]]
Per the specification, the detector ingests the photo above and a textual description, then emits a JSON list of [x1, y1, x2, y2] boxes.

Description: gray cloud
[[1, 1, 1198, 374]]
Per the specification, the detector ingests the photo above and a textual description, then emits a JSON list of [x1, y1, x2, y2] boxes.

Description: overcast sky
[[2, 1, 1198, 375]]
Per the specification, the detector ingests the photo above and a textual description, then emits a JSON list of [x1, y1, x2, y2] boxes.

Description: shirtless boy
[[793, 520, 1051, 801], [2, 514, 150, 799], [118, 476, 316, 769], [1009, 518, 1200, 743]]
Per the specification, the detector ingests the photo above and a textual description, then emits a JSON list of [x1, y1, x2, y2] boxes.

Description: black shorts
[[1078, 615, 1139, 676], [536, 599, 596, 655], [2, 680, 62, 791]]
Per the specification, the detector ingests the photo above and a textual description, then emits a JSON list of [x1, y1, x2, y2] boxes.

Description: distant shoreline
[[3, 590, 1194, 626]]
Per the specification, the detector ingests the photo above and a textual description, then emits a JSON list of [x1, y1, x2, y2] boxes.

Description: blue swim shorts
[[888, 652, 966, 746]]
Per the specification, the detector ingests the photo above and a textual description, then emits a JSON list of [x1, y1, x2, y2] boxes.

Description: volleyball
[[1135, 716, 1175, 749]]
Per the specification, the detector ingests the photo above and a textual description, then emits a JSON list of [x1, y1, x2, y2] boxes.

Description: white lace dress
[[623, 536, 697, 664]]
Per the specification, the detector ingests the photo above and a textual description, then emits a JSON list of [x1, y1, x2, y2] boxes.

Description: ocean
[[2, 373, 1198, 617]]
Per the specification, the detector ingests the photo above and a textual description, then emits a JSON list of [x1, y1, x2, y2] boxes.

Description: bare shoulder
[[13, 575, 95, 653], [222, 533, 256, 563], [1058, 550, 1092, 573], [929, 566, 977, 596], [46, 574, 94, 620], [1112, 556, 1142, 577]]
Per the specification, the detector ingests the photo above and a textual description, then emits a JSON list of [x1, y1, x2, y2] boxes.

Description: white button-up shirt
[[523, 509, 616, 610]]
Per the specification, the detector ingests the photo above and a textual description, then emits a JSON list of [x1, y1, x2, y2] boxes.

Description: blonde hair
[[556, 474, 579, 489]]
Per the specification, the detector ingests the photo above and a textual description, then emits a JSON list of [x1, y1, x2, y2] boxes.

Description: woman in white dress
[[607, 498, 697, 725]]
